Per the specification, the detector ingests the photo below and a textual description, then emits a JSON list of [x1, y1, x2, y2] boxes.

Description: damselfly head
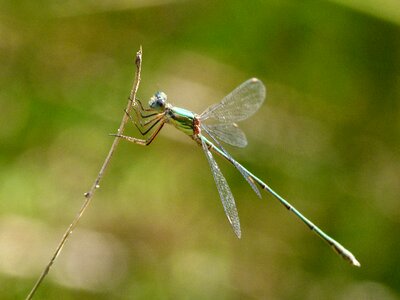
[[149, 91, 167, 111]]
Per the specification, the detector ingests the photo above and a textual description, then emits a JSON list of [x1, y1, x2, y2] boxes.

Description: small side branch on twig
[[26, 46, 143, 300]]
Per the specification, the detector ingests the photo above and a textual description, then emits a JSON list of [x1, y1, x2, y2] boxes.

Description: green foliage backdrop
[[1, 1, 399, 299]]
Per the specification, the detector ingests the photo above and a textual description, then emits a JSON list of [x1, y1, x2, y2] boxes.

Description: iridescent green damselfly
[[114, 78, 360, 267]]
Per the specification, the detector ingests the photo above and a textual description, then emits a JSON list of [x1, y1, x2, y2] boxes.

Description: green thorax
[[166, 106, 196, 135]]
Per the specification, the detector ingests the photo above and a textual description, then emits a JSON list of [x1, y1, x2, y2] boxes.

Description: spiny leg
[[135, 98, 153, 112], [113, 121, 165, 146], [124, 108, 164, 135], [135, 117, 163, 136], [133, 105, 159, 119], [132, 98, 161, 120]]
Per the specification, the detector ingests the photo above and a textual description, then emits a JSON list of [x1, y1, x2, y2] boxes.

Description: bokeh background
[[1, 1, 400, 299]]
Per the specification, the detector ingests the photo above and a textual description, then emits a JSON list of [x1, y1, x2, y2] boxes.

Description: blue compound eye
[[149, 91, 167, 110]]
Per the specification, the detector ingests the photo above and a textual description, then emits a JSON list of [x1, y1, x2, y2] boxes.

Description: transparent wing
[[200, 78, 266, 122], [201, 127, 262, 199], [233, 160, 262, 198], [202, 123, 248, 148], [201, 138, 241, 238]]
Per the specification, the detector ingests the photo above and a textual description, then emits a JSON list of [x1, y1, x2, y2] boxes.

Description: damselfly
[[114, 78, 360, 266]]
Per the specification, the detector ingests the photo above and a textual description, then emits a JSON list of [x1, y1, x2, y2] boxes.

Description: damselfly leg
[[112, 99, 166, 146], [124, 108, 164, 136]]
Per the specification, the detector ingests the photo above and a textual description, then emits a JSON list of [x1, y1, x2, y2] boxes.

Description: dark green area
[[1, 1, 399, 299]]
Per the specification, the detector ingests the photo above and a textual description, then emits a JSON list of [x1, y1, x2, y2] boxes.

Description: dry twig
[[26, 46, 143, 299]]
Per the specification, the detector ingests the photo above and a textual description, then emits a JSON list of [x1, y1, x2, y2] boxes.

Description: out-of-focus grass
[[329, 0, 400, 26], [1, 1, 399, 299]]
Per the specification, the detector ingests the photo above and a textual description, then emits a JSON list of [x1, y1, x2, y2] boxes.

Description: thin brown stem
[[25, 46, 143, 300]]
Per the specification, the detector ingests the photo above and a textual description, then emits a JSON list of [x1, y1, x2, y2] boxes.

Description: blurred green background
[[1, 0, 400, 299]]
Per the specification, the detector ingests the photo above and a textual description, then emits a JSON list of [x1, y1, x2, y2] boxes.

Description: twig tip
[[135, 46, 142, 66]]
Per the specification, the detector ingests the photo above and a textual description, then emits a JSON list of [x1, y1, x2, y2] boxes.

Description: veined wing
[[200, 78, 266, 123], [202, 123, 247, 148], [232, 160, 262, 198], [201, 127, 261, 198], [201, 137, 241, 238]]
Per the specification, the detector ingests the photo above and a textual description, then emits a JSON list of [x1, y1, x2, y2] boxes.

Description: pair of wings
[[200, 78, 266, 148], [199, 78, 266, 238]]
